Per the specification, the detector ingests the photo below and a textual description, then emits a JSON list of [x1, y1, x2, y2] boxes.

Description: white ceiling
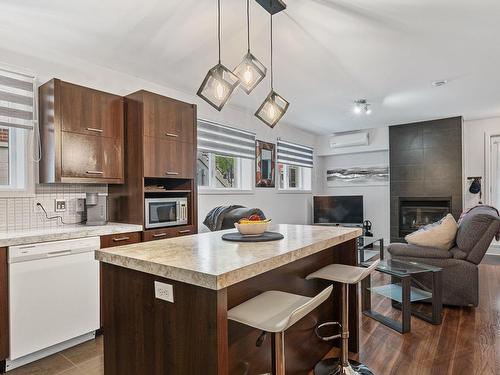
[[1, 0, 500, 134]]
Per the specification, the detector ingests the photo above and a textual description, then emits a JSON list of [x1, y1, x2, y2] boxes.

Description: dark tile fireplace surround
[[390, 117, 463, 242]]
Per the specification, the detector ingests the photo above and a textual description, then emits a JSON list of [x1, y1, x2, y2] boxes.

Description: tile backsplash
[[0, 184, 108, 232]]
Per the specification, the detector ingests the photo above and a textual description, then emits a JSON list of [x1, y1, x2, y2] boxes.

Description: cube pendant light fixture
[[233, 0, 267, 94], [197, 0, 240, 111], [255, 14, 289, 128]]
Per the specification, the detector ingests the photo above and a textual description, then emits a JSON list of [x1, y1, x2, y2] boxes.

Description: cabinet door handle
[[165, 132, 179, 138], [153, 233, 167, 238], [86, 127, 103, 133], [178, 229, 191, 234], [112, 236, 130, 242], [166, 171, 179, 176], [86, 171, 104, 175]]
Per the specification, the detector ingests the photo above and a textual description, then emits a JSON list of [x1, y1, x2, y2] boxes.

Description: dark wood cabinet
[[39, 79, 124, 184], [143, 225, 195, 242], [0, 248, 8, 364], [143, 137, 195, 179], [143, 92, 195, 144], [108, 90, 198, 239], [100, 232, 142, 249]]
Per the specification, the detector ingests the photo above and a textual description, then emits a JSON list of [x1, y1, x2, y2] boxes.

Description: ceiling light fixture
[[255, 14, 289, 128], [353, 99, 372, 115], [432, 79, 448, 87], [197, 0, 240, 111], [233, 0, 267, 94]]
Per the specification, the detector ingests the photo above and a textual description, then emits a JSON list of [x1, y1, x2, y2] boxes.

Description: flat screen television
[[313, 196, 364, 225]]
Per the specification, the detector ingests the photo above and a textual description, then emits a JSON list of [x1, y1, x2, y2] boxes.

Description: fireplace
[[399, 197, 452, 238]]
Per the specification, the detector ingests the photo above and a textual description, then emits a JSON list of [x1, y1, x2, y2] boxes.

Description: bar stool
[[228, 285, 333, 375], [306, 260, 380, 375]]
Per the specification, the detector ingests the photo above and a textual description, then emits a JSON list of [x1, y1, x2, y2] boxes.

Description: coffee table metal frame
[[358, 237, 384, 263], [360, 259, 443, 334]]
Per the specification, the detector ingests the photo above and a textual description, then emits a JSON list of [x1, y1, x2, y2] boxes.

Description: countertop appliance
[[85, 192, 107, 226], [145, 197, 188, 229], [7, 237, 100, 370]]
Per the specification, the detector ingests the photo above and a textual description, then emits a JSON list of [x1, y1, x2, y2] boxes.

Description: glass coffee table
[[358, 236, 384, 263], [360, 259, 443, 333]]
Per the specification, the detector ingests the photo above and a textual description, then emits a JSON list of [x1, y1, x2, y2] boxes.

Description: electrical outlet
[[76, 198, 85, 213], [154, 281, 174, 303], [55, 199, 66, 212], [33, 201, 41, 213]]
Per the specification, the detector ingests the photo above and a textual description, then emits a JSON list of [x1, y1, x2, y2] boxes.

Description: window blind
[[277, 139, 314, 168], [0, 68, 35, 130], [197, 119, 256, 159]]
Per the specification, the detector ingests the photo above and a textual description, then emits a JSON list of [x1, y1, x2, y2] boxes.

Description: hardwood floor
[[8, 256, 500, 375]]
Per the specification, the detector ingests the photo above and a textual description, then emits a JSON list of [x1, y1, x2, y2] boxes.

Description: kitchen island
[[96, 224, 361, 375]]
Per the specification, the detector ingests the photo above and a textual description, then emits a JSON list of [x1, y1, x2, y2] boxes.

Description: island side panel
[[227, 238, 359, 375], [101, 263, 229, 375]]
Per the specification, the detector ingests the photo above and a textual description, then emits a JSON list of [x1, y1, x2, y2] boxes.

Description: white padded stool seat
[[306, 260, 380, 284], [228, 286, 333, 333]]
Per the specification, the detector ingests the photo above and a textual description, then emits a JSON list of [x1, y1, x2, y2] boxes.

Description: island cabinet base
[[101, 239, 358, 375]]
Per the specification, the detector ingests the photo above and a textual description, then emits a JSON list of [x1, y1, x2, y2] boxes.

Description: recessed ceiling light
[[432, 79, 448, 87]]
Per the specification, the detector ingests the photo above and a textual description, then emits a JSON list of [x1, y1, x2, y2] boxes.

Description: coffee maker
[[85, 193, 107, 226]]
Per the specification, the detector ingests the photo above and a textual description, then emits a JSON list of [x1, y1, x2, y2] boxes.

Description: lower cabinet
[[0, 248, 7, 364], [143, 225, 196, 242], [100, 232, 142, 249]]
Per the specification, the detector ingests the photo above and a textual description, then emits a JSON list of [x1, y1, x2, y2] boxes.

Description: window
[[197, 151, 253, 190], [278, 163, 312, 191], [0, 68, 35, 193], [197, 120, 255, 192], [277, 139, 313, 192]]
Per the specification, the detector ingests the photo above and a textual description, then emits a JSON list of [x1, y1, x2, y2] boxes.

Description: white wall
[[0, 47, 317, 231], [463, 117, 500, 251], [318, 150, 390, 242], [463, 117, 500, 208]]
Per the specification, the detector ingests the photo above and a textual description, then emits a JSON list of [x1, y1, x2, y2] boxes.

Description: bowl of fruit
[[234, 215, 271, 237]]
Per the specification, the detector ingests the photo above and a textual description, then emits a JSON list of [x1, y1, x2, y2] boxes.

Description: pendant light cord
[[246, 0, 250, 52], [270, 14, 274, 89], [218, 0, 221, 63]]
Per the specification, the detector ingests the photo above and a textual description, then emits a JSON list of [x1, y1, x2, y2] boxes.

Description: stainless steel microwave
[[145, 197, 188, 229]]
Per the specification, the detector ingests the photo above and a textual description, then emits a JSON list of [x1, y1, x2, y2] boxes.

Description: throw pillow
[[405, 214, 458, 250]]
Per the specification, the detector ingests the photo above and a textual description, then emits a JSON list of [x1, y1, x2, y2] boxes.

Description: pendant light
[[255, 14, 289, 128], [233, 0, 267, 94], [197, 0, 240, 111]]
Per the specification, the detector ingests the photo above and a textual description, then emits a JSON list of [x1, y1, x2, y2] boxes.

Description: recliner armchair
[[388, 205, 500, 307]]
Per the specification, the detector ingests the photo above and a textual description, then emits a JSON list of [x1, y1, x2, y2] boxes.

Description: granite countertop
[[96, 224, 362, 290], [0, 222, 143, 247]]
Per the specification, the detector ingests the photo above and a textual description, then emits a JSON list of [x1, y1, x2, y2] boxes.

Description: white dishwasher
[[7, 237, 100, 370]]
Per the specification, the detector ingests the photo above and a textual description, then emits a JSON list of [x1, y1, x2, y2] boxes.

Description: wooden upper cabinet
[[142, 92, 195, 144], [39, 79, 124, 184], [60, 81, 123, 138], [61, 133, 123, 179], [143, 136, 195, 179]]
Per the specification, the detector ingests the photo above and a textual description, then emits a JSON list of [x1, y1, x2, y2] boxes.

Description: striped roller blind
[[197, 119, 256, 159], [277, 139, 314, 168], [0, 68, 35, 130]]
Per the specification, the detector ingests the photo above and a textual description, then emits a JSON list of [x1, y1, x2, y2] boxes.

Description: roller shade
[[0, 68, 35, 130], [277, 139, 314, 168], [197, 119, 256, 159]]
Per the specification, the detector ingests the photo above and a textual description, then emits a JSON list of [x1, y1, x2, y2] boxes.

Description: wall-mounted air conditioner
[[329, 131, 369, 149]]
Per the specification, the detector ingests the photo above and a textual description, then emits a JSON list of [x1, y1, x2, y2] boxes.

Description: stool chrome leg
[[314, 284, 375, 375], [272, 331, 286, 375]]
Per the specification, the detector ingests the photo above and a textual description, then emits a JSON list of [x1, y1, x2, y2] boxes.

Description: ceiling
[[1, 0, 500, 134]]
